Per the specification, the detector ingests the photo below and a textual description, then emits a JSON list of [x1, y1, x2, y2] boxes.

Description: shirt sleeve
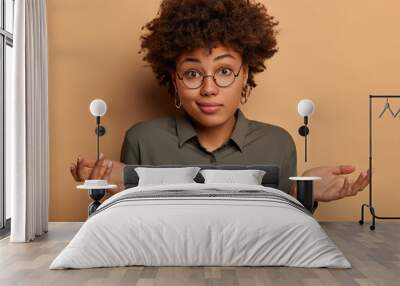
[[120, 132, 140, 164], [278, 140, 297, 195]]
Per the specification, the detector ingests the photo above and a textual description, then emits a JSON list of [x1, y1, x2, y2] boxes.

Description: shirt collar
[[175, 109, 249, 151]]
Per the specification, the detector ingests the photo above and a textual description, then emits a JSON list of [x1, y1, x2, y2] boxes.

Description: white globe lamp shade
[[90, 99, 107, 117], [297, 99, 315, 117]]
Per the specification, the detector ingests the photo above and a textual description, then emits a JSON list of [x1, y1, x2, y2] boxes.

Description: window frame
[[0, 0, 14, 233]]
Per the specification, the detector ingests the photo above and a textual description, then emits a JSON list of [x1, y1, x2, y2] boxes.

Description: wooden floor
[[0, 222, 399, 286]]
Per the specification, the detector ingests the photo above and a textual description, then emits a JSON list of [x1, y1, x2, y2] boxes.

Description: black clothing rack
[[359, 95, 400, 230]]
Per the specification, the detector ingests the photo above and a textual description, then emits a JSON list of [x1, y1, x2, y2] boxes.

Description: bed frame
[[123, 164, 280, 189]]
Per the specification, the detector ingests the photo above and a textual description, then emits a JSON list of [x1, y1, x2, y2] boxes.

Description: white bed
[[50, 183, 351, 269]]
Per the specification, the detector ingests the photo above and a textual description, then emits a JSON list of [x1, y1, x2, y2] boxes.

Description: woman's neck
[[194, 115, 237, 153]]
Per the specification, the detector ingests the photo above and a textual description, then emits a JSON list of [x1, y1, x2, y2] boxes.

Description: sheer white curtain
[[7, 0, 49, 242]]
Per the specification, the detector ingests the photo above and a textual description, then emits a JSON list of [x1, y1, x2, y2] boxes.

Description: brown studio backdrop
[[47, 0, 400, 222]]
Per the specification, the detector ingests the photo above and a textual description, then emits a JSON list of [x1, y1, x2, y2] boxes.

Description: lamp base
[[298, 125, 309, 137], [95, 125, 106, 136]]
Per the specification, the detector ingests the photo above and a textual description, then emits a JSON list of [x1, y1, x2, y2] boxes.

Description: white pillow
[[135, 167, 201, 186], [200, 169, 266, 185]]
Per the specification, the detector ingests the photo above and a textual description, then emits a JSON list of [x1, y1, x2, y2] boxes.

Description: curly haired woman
[[70, 0, 369, 209]]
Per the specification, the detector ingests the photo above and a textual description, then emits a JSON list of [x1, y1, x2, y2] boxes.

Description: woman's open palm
[[302, 165, 370, 202]]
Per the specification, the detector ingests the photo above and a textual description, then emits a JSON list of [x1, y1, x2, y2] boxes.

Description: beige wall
[[47, 0, 400, 222]]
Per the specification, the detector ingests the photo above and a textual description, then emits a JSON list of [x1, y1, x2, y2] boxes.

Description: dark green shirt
[[120, 109, 297, 194]]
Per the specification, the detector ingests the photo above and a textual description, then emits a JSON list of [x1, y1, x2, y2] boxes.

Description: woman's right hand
[[70, 153, 112, 182], [70, 153, 125, 195]]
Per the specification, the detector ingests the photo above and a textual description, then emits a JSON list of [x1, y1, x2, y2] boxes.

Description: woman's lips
[[197, 103, 223, 114]]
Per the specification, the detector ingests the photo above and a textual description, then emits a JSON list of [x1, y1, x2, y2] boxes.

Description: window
[[0, 0, 14, 236]]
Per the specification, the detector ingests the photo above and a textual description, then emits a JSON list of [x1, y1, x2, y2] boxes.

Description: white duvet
[[50, 183, 351, 269]]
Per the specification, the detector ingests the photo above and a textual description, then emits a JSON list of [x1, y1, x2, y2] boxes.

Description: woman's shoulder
[[247, 119, 295, 147], [124, 116, 176, 139]]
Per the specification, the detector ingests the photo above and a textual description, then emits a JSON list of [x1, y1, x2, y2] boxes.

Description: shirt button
[[210, 156, 216, 163]]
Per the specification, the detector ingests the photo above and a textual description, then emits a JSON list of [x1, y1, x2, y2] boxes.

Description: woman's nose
[[200, 76, 218, 96]]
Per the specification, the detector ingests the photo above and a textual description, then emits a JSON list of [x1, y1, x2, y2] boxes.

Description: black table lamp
[[76, 99, 116, 217]]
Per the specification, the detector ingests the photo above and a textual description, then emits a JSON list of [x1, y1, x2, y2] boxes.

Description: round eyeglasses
[[176, 64, 242, 89]]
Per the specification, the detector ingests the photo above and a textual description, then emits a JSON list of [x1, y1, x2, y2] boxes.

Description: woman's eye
[[217, 67, 233, 76], [184, 70, 201, 79]]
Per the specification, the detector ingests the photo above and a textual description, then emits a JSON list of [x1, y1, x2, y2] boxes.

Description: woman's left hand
[[302, 165, 370, 202]]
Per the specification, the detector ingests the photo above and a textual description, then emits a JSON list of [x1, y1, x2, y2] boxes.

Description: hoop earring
[[175, 92, 182, 109], [240, 85, 252, 105]]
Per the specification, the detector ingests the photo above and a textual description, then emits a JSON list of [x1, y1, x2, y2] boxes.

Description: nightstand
[[77, 180, 117, 216], [289, 176, 321, 213]]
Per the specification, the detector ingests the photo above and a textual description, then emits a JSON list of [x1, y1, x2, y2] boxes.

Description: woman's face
[[174, 45, 248, 129]]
